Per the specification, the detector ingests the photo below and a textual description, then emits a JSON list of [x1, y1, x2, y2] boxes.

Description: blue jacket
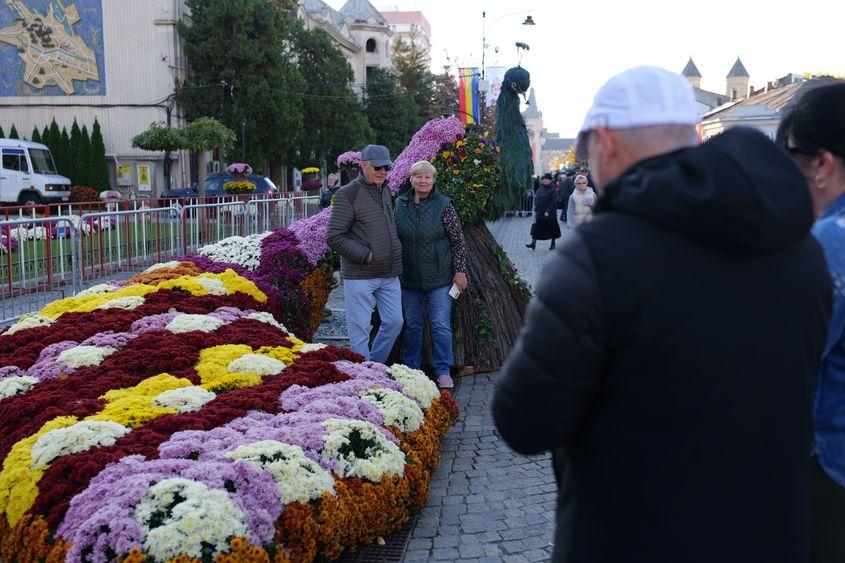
[[812, 192, 845, 488]]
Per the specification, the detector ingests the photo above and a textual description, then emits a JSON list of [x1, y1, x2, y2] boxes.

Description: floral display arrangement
[[335, 152, 361, 168], [69, 186, 99, 203], [192, 207, 334, 340], [388, 117, 502, 225], [226, 163, 254, 176], [0, 261, 458, 562], [223, 180, 257, 195], [300, 167, 320, 175]]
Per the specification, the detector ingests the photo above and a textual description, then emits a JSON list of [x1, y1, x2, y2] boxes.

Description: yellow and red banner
[[458, 67, 480, 125]]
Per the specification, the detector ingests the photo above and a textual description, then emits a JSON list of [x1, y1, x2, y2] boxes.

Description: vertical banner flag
[[485, 66, 507, 108], [458, 67, 480, 125]]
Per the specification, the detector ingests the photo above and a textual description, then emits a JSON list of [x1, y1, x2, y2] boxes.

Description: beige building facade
[[0, 0, 189, 197]]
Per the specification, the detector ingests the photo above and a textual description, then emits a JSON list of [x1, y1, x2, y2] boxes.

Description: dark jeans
[[811, 457, 845, 563]]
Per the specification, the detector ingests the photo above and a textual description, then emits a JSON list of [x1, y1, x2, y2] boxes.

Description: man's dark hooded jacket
[[493, 128, 832, 563]]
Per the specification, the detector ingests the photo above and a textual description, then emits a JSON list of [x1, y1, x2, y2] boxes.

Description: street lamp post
[[241, 119, 247, 162], [481, 10, 535, 81]]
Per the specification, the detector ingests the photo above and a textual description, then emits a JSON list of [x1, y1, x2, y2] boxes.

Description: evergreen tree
[[364, 67, 420, 159], [31, 126, 42, 143], [430, 63, 460, 120], [89, 119, 110, 189], [77, 125, 92, 187], [41, 125, 50, 149], [8, 125, 18, 139], [391, 35, 433, 123], [59, 127, 70, 177], [68, 119, 82, 184], [288, 22, 374, 167], [176, 0, 306, 169], [0, 125, 4, 138]]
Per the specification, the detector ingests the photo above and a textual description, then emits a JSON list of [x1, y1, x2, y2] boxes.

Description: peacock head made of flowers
[[503, 66, 531, 99]]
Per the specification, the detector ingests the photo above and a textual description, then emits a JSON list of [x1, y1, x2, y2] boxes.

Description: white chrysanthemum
[[321, 418, 406, 482], [142, 261, 181, 274], [388, 364, 441, 409], [4, 314, 55, 335], [96, 295, 145, 310], [133, 478, 247, 561], [197, 232, 271, 270], [227, 354, 285, 376], [299, 343, 327, 353], [194, 276, 227, 296], [226, 440, 335, 504], [31, 420, 130, 466], [153, 386, 216, 413], [165, 314, 225, 334], [0, 376, 39, 401], [246, 312, 289, 334], [76, 283, 120, 298], [58, 345, 118, 369], [360, 387, 425, 433]]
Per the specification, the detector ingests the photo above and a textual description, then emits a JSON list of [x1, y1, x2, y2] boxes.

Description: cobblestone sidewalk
[[404, 374, 557, 562], [403, 216, 561, 562]]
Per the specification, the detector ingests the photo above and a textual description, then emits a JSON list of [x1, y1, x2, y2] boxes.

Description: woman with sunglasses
[[778, 82, 845, 563]]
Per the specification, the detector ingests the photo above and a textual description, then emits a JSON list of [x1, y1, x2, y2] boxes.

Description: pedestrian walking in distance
[[777, 82, 845, 563], [493, 66, 831, 563], [565, 174, 596, 230], [525, 172, 561, 249]]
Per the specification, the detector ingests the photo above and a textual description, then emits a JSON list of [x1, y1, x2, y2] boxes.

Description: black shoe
[[525, 241, 536, 249]]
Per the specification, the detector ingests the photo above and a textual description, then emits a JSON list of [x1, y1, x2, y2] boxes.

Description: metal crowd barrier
[[0, 195, 322, 325], [0, 216, 79, 324]]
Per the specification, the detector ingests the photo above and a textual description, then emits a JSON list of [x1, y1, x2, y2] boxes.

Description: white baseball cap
[[575, 66, 699, 158]]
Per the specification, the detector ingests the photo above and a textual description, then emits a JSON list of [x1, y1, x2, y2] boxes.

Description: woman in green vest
[[395, 161, 468, 389]]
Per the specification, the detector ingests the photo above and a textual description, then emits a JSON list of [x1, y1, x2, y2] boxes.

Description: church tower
[[726, 57, 750, 101], [681, 58, 702, 89]]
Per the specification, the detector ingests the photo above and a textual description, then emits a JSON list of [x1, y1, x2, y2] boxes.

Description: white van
[[0, 139, 71, 206]]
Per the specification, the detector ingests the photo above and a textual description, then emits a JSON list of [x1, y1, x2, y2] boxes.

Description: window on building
[[366, 38, 377, 52], [366, 65, 376, 82]]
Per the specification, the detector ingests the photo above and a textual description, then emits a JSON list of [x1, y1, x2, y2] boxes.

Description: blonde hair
[[409, 160, 437, 178], [574, 175, 589, 185]]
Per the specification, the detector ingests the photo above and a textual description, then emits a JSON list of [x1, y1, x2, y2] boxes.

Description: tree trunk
[[197, 151, 207, 198], [163, 150, 172, 192], [375, 221, 531, 374], [196, 151, 209, 244]]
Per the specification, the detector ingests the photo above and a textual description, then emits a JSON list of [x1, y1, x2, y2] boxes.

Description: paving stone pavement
[[403, 215, 565, 562], [404, 373, 558, 562]]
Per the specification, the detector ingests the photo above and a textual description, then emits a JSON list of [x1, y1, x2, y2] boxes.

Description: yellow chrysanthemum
[[255, 345, 298, 366], [196, 345, 262, 392], [0, 416, 78, 526], [215, 269, 267, 302], [196, 344, 298, 392], [88, 374, 193, 427], [38, 284, 156, 319]]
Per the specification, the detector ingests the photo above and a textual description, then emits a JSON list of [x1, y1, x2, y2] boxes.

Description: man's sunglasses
[[373, 165, 391, 171], [786, 145, 818, 157]]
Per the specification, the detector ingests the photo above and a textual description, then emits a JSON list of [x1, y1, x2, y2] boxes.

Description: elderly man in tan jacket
[[327, 144, 403, 362]]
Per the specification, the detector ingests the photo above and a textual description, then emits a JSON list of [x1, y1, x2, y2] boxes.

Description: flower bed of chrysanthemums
[[184, 206, 336, 341], [0, 257, 458, 562]]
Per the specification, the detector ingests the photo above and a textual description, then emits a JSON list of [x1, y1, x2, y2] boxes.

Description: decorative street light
[[481, 10, 536, 81]]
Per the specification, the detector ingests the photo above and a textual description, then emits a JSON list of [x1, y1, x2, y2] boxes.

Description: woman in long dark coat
[[526, 173, 561, 249]]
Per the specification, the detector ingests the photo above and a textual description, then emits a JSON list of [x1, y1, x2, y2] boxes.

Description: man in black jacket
[[493, 66, 832, 563]]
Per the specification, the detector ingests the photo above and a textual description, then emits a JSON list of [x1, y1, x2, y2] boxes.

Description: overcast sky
[[326, 0, 845, 137]]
